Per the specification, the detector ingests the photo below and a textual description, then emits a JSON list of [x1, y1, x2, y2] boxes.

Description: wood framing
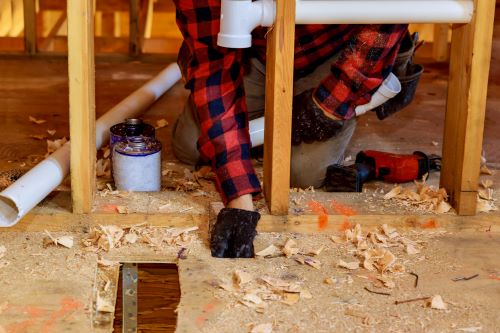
[[22, 0, 36, 54], [263, 0, 296, 215], [129, 0, 141, 56], [441, 0, 496, 215], [433, 24, 450, 62], [67, 0, 96, 213]]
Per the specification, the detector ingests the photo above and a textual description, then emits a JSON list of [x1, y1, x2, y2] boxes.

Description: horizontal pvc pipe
[[295, 0, 473, 24], [0, 63, 182, 227]]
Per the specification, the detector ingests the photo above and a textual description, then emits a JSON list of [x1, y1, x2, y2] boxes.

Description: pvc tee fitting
[[355, 73, 401, 117], [217, 0, 275, 48]]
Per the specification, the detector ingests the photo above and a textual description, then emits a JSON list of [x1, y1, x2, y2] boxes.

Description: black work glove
[[292, 89, 344, 145], [210, 208, 260, 258]]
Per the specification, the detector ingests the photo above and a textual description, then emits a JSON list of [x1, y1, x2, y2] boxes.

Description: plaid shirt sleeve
[[311, 24, 408, 119], [174, 0, 261, 204]]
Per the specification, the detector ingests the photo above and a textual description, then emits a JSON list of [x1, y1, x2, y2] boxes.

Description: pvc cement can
[[110, 118, 155, 152], [112, 136, 162, 192]]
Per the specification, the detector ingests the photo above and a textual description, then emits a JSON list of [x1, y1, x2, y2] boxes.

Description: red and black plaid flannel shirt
[[174, 0, 407, 203]]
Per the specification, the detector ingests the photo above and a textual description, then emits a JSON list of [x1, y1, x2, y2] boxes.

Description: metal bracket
[[122, 263, 138, 333]]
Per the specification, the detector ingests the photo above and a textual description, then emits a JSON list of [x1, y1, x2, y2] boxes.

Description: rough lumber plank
[[92, 263, 121, 332], [263, 0, 296, 215], [67, 0, 96, 213], [440, 0, 496, 215], [433, 24, 450, 62], [22, 0, 36, 54]]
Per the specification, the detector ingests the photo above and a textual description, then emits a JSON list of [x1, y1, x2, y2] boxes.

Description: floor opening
[[114, 263, 180, 333]]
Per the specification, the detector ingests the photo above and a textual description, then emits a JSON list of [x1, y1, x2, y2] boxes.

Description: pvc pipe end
[[217, 33, 252, 48], [0, 195, 20, 227]]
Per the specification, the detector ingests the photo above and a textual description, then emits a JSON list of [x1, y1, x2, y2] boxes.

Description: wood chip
[[477, 198, 498, 213], [481, 179, 493, 189], [29, 134, 47, 140], [234, 270, 253, 286], [47, 129, 56, 136], [47, 137, 68, 154], [338, 260, 359, 270], [243, 293, 263, 305], [384, 186, 402, 200], [155, 119, 169, 129], [116, 206, 128, 214], [304, 245, 325, 256], [381, 224, 399, 239], [96, 293, 115, 313], [282, 238, 300, 257], [304, 257, 321, 270], [97, 258, 119, 267], [405, 244, 420, 255], [56, 236, 74, 249], [124, 233, 138, 244], [435, 200, 452, 214], [29, 116, 46, 124], [281, 292, 300, 305], [377, 276, 396, 289], [251, 323, 273, 333], [330, 235, 345, 244], [427, 295, 447, 310], [480, 165, 493, 175], [432, 141, 439, 146], [255, 244, 281, 257]]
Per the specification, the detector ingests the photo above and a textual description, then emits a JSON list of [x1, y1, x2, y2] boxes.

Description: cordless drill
[[325, 150, 441, 192]]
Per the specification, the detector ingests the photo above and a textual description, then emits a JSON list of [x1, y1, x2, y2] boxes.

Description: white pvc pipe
[[295, 0, 473, 25], [249, 117, 265, 147], [355, 72, 401, 116], [0, 63, 182, 227], [217, 0, 473, 48]]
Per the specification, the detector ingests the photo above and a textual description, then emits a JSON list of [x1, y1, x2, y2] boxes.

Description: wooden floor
[[1, 13, 500, 333]]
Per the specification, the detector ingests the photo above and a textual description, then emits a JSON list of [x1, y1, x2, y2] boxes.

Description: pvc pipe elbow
[[217, 0, 276, 49], [355, 73, 401, 117]]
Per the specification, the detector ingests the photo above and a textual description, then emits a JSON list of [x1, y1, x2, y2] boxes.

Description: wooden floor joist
[[67, 0, 96, 214], [441, 0, 496, 215], [263, 0, 296, 215]]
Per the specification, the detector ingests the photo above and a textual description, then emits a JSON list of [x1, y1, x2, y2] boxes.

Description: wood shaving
[[381, 224, 399, 239], [477, 198, 498, 213], [480, 165, 493, 175], [124, 233, 138, 244], [234, 270, 253, 287], [46, 137, 68, 154], [384, 186, 402, 200], [281, 292, 300, 305], [243, 293, 263, 305], [250, 323, 272, 333], [155, 119, 169, 129], [43, 231, 74, 249], [478, 189, 494, 201], [331, 235, 346, 244], [435, 200, 452, 214], [96, 292, 115, 313], [303, 257, 321, 270], [432, 141, 439, 146], [481, 179, 493, 189], [116, 206, 129, 214], [427, 295, 447, 310], [377, 276, 396, 289], [255, 244, 281, 257], [47, 129, 56, 136], [29, 116, 46, 124], [282, 238, 300, 257], [102, 146, 111, 158], [29, 134, 47, 140], [338, 259, 359, 270], [97, 258, 119, 267], [405, 244, 420, 255], [456, 327, 483, 332], [96, 159, 111, 178], [345, 308, 375, 326]]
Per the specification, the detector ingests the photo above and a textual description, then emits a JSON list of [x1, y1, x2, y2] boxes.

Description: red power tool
[[325, 150, 441, 192]]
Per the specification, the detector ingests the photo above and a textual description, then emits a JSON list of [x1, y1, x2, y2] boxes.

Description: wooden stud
[[263, 0, 296, 215], [432, 24, 450, 62], [67, 0, 96, 213], [22, 0, 36, 54], [440, 0, 496, 215], [129, 0, 141, 56]]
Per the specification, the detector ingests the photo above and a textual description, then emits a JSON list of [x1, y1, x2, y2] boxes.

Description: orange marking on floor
[[339, 218, 352, 231], [40, 298, 83, 333], [421, 219, 437, 229], [330, 200, 357, 216], [6, 306, 43, 333], [195, 301, 218, 328], [489, 274, 500, 281], [308, 201, 329, 230]]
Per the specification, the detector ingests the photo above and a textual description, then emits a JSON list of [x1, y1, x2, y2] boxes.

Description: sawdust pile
[[163, 166, 215, 193], [81, 224, 198, 252], [383, 176, 451, 213], [214, 269, 314, 314]]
